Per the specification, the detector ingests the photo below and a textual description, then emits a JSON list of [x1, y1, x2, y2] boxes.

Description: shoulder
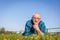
[[26, 19, 32, 26], [26, 19, 32, 24], [39, 20, 45, 25]]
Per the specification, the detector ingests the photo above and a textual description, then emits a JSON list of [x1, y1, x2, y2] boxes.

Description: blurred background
[[0, 0, 60, 33]]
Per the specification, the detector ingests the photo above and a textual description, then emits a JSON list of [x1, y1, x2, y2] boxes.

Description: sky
[[0, 0, 60, 32]]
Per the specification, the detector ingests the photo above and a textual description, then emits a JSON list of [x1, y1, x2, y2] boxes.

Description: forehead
[[33, 13, 41, 18]]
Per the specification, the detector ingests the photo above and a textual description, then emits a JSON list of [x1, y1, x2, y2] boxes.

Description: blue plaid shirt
[[23, 19, 46, 36]]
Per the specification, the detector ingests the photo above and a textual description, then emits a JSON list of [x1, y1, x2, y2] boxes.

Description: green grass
[[0, 33, 60, 40]]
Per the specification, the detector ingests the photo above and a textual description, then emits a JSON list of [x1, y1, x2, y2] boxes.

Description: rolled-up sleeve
[[40, 21, 46, 34], [22, 20, 31, 36]]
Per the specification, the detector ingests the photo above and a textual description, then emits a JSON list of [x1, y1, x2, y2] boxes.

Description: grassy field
[[0, 33, 60, 40]]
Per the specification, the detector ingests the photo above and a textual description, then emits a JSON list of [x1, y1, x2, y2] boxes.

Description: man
[[23, 12, 46, 36]]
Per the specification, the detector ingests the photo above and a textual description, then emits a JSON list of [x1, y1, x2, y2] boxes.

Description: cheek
[[35, 20, 40, 23], [32, 19, 35, 22], [35, 19, 39, 22], [33, 19, 39, 22]]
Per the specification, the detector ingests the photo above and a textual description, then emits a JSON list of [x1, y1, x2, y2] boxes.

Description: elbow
[[22, 32, 30, 36]]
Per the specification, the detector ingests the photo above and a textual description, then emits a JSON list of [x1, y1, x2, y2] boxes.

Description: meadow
[[0, 32, 60, 40]]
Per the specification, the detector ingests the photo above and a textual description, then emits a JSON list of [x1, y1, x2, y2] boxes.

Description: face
[[32, 14, 41, 24]]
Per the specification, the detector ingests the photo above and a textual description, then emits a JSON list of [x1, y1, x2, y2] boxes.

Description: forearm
[[33, 24, 43, 35], [36, 29, 43, 35]]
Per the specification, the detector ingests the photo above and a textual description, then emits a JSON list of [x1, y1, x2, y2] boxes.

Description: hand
[[33, 24, 43, 35], [33, 24, 40, 31]]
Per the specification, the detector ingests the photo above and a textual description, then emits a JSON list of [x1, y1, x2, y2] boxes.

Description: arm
[[22, 21, 31, 36], [33, 24, 43, 35], [40, 21, 46, 34], [33, 21, 46, 35]]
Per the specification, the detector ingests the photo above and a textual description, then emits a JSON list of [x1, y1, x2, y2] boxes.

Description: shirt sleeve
[[22, 20, 31, 36], [40, 21, 46, 34]]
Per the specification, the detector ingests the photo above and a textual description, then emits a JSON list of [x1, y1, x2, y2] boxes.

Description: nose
[[35, 19, 38, 22]]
